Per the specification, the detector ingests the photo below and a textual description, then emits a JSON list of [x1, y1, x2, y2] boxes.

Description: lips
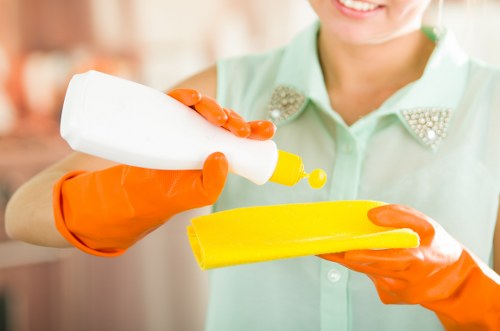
[[333, 0, 384, 18], [339, 0, 379, 11]]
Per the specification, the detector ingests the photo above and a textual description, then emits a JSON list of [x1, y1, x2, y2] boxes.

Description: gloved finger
[[248, 120, 276, 140], [376, 286, 403, 304], [222, 108, 251, 138], [319, 252, 346, 263], [343, 249, 414, 272], [201, 152, 229, 203], [368, 204, 435, 239], [319, 253, 365, 271], [371, 276, 412, 302], [194, 95, 228, 126], [321, 252, 409, 278], [167, 88, 202, 106], [320, 253, 386, 275]]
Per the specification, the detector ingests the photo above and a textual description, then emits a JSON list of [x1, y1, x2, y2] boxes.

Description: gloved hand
[[321, 204, 500, 330], [54, 89, 275, 257], [168, 88, 275, 140]]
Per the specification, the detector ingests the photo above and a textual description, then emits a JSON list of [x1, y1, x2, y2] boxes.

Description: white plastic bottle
[[60, 70, 326, 188]]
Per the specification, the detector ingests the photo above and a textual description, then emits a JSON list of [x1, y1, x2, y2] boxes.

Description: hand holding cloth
[[322, 204, 500, 330]]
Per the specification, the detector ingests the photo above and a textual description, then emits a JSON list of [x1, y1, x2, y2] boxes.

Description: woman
[[6, 0, 499, 330]]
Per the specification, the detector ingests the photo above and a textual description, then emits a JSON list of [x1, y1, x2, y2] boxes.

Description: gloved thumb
[[368, 204, 435, 240], [201, 152, 229, 203]]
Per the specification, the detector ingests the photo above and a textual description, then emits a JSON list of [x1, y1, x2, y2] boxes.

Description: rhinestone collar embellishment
[[266, 85, 306, 124], [402, 108, 451, 150]]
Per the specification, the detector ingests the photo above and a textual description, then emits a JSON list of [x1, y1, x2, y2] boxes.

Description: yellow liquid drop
[[301, 168, 327, 189]]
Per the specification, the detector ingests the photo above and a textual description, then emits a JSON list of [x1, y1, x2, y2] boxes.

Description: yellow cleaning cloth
[[187, 200, 420, 270]]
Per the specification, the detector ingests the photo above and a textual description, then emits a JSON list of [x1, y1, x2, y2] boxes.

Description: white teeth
[[339, 0, 378, 11]]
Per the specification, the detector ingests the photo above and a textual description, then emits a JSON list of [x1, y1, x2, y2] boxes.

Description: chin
[[321, 21, 423, 46]]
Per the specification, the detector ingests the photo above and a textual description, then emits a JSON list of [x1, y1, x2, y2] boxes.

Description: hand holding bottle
[[53, 88, 275, 257], [168, 88, 275, 140], [60, 71, 323, 187], [321, 204, 500, 330]]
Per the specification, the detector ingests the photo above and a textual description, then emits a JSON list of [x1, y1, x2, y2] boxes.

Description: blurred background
[[0, 1, 499, 330]]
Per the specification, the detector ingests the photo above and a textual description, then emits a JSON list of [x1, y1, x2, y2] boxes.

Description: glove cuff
[[422, 251, 500, 329], [53, 170, 126, 257]]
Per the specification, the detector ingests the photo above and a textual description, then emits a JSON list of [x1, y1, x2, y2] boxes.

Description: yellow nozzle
[[268, 150, 327, 189]]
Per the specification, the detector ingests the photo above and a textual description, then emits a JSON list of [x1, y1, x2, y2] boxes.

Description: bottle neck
[[269, 150, 327, 189]]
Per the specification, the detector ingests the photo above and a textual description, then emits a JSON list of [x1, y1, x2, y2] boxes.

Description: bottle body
[[61, 70, 278, 185]]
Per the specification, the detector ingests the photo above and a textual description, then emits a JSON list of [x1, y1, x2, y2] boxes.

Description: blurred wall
[[0, 1, 499, 331]]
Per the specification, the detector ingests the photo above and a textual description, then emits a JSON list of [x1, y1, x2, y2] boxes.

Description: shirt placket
[[320, 120, 376, 331]]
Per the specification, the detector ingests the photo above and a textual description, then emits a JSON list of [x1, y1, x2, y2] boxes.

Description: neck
[[318, 28, 435, 96]]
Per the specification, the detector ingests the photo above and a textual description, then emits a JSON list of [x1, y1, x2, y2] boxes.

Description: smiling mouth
[[338, 0, 380, 12]]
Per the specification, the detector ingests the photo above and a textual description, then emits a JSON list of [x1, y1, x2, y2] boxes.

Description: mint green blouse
[[209, 21, 500, 331]]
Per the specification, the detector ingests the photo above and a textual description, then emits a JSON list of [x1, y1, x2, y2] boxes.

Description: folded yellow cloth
[[187, 200, 420, 270]]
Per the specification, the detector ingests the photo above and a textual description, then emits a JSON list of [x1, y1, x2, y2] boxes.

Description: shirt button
[[327, 268, 342, 283]]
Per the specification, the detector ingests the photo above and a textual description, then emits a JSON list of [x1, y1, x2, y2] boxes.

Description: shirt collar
[[269, 21, 470, 149], [392, 26, 469, 111], [272, 21, 331, 122]]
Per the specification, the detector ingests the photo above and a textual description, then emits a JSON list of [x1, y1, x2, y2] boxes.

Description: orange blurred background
[[0, 1, 499, 330]]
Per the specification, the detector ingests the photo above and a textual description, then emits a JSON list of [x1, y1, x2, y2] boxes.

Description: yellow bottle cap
[[268, 150, 327, 189]]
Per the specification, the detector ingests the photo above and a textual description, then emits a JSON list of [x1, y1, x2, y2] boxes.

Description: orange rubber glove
[[167, 88, 275, 140], [321, 204, 500, 330], [54, 89, 275, 257]]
